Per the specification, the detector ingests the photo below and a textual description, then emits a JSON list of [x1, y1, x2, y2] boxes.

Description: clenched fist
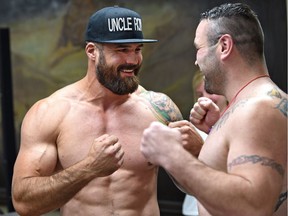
[[168, 120, 203, 157], [86, 134, 124, 177], [140, 122, 183, 166], [190, 97, 221, 133]]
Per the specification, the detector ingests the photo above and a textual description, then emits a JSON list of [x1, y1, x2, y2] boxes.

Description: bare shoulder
[[22, 85, 78, 138], [212, 84, 287, 159], [238, 85, 287, 121], [136, 86, 183, 123], [219, 85, 287, 180], [215, 85, 287, 130], [230, 93, 287, 138], [218, 84, 287, 168]]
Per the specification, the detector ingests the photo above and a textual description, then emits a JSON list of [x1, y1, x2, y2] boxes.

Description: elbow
[[13, 202, 31, 216], [12, 192, 39, 216], [13, 202, 42, 216], [11, 179, 34, 216], [12, 197, 31, 216]]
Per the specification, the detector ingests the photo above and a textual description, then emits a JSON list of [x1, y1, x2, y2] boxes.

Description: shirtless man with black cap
[[12, 6, 203, 216]]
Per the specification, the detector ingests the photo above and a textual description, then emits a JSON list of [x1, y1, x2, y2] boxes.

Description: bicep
[[13, 101, 59, 179], [14, 140, 58, 178]]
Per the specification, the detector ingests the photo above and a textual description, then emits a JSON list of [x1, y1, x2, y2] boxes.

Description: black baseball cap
[[85, 6, 158, 44]]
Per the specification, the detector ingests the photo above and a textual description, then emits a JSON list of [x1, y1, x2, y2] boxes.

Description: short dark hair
[[200, 3, 264, 64]]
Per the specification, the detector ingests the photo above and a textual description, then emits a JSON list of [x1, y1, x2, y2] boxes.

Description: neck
[[224, 61, 269, 100]]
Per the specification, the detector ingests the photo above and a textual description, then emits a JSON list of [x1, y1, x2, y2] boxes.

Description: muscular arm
[[12, 99, 123, 216], [13, 152, 96, 216], [141, 97, 287, 216]]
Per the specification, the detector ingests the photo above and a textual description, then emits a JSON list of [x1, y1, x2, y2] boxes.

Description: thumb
[[198, 98, 221, 129], [198, 97, 220, 113]]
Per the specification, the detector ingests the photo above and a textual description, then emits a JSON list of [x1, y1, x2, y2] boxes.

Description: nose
[[126, 53, 141, 65], [195, 60, 198, 66]]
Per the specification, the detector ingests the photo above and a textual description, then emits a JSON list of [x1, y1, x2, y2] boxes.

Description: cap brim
[[97, 39, 158, 43]]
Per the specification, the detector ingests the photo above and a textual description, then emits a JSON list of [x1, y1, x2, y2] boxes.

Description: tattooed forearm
[[228, 155, 285, 176]]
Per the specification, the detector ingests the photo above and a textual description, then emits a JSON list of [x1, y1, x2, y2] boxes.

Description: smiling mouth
[[121, 69, 135, 76]]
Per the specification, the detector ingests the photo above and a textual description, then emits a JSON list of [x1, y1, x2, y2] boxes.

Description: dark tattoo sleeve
[[228, 155, 285, 176]]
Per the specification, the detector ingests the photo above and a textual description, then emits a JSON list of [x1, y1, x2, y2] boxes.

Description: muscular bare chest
[[56, 100, 157, 170]]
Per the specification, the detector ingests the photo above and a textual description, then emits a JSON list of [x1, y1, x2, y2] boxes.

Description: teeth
[[122, 70, 133, 73]]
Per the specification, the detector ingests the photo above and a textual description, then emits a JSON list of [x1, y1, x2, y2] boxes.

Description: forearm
[[12, 160, 95, 216], [163, 153, 273, 216]]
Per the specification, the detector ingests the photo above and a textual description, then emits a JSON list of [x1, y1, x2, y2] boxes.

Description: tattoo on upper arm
[[268, 87, 288, 117], [228, 155, 285, 176], [141, 91, 183, 123], [268, 88, 282, 99], [275, 98, 287, 117]]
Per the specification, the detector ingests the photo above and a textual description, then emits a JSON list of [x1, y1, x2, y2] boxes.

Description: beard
[[96, 51, 141, 95], [202, 47, 225, 95]]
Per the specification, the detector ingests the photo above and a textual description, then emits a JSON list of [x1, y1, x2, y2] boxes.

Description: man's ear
[[85, 42, 97, 60], [219, 34, 234, 60]]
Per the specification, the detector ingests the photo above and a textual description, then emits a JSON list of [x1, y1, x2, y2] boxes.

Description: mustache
[[117, 64, 141, 71]]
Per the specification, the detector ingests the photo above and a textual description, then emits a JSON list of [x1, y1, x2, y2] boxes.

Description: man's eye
[[118, 49, 128, 52]]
